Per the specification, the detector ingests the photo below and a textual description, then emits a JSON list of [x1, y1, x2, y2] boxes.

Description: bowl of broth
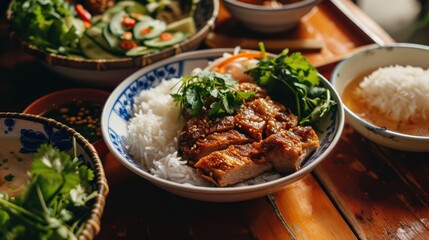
[[331, 43, 429, 152]]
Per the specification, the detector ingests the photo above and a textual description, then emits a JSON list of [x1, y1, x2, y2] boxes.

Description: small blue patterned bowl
[[101, 49, 344, 202], [0, 112, 108, 239]]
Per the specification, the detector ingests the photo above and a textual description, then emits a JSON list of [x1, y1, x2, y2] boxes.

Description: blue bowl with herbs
[[101, 48, 344, 202], [6, 0, 219, 87], [0, 112, 108, 239]]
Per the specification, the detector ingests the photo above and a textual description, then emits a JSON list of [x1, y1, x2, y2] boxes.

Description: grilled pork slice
[[184, 130, 253, 164], [234, 105, 266, 140], [234, 97, 298, 141], [180, 115, 235, 141], [194, 126, 319, 186], [260, 126, 319, 173], [265, 111, 298, 136], [179, 116, 235, 158], [195, 144, 272, 187]]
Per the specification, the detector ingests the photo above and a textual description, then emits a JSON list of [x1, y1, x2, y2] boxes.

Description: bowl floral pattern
[[2, 118, 73, 154]]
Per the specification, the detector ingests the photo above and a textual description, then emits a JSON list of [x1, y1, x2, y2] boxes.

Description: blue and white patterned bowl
[[101, 49, 344, 202], [0, 112, 109, 239]]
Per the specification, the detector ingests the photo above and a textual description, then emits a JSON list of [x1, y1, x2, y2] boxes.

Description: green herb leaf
[[11, 0, 84, 55], [246, 48, 336, 126], [0, 143, 96, 240], [172, 71, 255, 118]]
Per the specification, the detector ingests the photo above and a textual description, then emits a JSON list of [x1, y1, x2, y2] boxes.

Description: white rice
[[125, 73, 281, 187], [125, 79, 210, 186], [360, 65, 429, 121]]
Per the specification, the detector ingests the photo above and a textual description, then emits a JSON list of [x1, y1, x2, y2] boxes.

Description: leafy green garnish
[[246, 48, 336, 126], [171, 71, 255, 118], [11, 0, 84, 55], [246, 49, 336, 125], [0, 143, 97, 240]]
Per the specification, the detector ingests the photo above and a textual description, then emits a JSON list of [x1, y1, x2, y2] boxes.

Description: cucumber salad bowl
[[6, 0, 219, 87]]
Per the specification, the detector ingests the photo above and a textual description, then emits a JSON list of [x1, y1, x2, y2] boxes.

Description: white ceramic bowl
[[222, 0, 321, 33], [0, 112, 108, 239], [101, 48, 344, 202], [331, 43, 429, 152]]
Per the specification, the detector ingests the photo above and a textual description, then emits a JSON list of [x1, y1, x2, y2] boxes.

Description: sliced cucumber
[[125, 1, 148, 15], [104, 1, 136, 15], [103, 1, 147, 22], [91, 15, 103, 25], [86, 25, 109, 49], [125, 46, 157, 57], [86, 23, 104, 39], [133, 19, 167, 40], [166, 17, 196, 35], [86, 23, 123, 55], [80, 35, 119, 59], [103, 26, 121, 49], [129, 13, 153, 22], [109, 10, 128, 36], [144, 31, 186, 48]]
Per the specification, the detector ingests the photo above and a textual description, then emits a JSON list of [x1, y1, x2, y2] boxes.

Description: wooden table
[[1, 0, 428, 239]]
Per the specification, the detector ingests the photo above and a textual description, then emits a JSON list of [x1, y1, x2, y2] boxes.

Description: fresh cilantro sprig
[[171, 71, 255, 118], [246, 48, 336, 126], [11, 0, 84, 55], [0, 143, 97, 240]]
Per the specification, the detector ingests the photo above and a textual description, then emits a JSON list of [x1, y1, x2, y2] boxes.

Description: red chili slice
[[75, 4, 92, 23]]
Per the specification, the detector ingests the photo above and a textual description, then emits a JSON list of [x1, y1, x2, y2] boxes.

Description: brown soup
[[342, 71, 429, 137]]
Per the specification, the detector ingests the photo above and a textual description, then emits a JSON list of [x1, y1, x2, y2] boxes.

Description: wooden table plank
[[314, 125, 429, 240], [271, 176, 357, 240]]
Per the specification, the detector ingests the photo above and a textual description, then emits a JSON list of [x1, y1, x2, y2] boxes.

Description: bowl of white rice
[[331, 43, 429, 152], [101, 48, 344, 202]]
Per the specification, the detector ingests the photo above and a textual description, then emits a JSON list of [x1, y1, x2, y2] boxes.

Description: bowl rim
[[23, 88, 111, 148], [0, 112, 109, 239], [23, 88, 111, 115], [222, 0, 321, 11], [331, 42, 429, 141], [101, 48, 345, 194], [6, 0, 220, 71]]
